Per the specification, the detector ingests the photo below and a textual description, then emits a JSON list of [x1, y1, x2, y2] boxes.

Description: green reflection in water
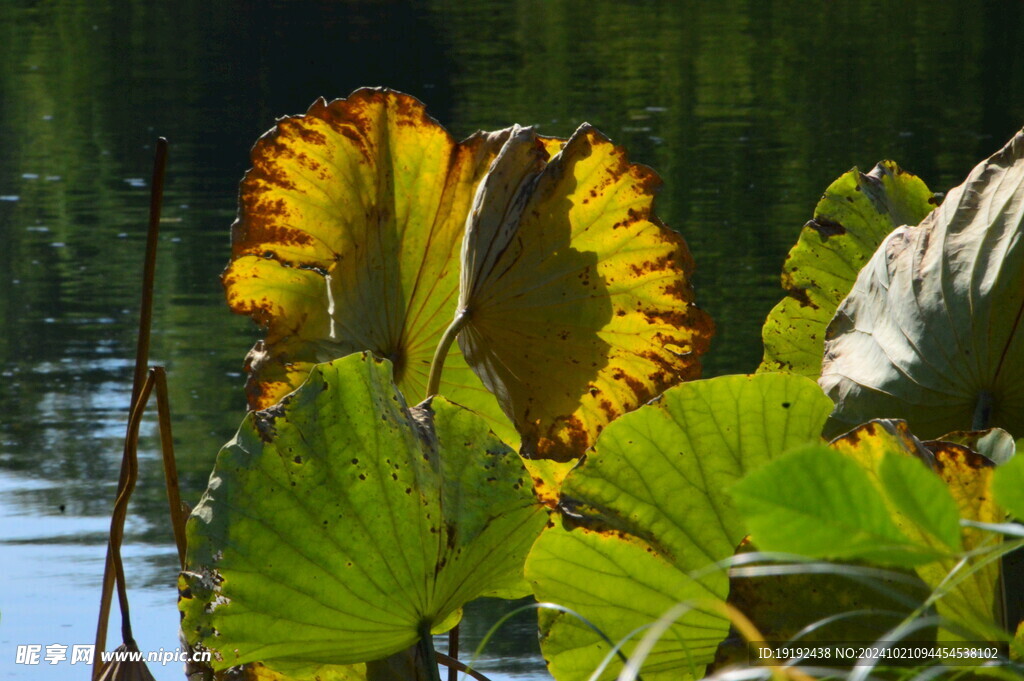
[[1, 0, 1023, 677]]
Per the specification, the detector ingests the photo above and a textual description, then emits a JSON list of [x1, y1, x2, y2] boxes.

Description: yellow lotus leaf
[[454, 124, 714, 460], [921, 440, 1005, 638], [223, 88, 518, 441]]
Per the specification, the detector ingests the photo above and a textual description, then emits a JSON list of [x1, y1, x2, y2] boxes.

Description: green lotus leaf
[[222, 88, 521, 443], [840, 424, 1009, 639], [454, 124, 714, 461], [732, 442, 952, 567], [179, 352, 546, 670], [525, 373, 833, 680], [760, 161, 935, 377], [821, 129, 1024, 438], [879, 452, 963, 553], [821, 421, 967, 558], [732, 445, 908, 564]]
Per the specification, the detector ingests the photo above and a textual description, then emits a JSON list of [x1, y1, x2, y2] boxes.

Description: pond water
[[2, 1, 1024, 679]]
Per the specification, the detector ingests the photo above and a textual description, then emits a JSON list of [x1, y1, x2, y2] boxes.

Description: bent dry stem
[[110, 371, 158, 648], [93, 137, 173, 678], [93, 367, 183, 680]]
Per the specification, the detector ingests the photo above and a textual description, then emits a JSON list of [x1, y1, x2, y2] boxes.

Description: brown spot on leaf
[[929, 443, 995, 473], [618, 371, 650, 402], [663, 281, 693, 301], [536, 415, 591, 462], [445, 521, 458, 551], [806, 216, 847, 240], [788, 286, 819, 310], [613, 206, 647, 230], [629, 254, 673, 277], [294, 125, 327, 147], [644, 306, 697, 329], [598, 399, 620, 420]]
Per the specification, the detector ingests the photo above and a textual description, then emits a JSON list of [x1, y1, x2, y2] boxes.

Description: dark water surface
[[2, 1, 1024, 678]]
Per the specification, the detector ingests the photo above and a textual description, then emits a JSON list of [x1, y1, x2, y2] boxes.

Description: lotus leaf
[[760, 161, 935, 377], [222, 88, 519, 442], [521, 456, 577, 509], [821, 129, 1024, 438], [732, 441, 953, 567], [179, 352, 546, 669], [735, 419, 1009, 640], [525, 373, 832, 680], [841, 425, 1009, 639], [455, 123, 713, 461]]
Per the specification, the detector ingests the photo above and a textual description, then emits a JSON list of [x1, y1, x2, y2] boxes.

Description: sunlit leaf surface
[[760, 162, 934, 377], [837, 422, 1009, 639], [737, 419, 1009, 641], [457, 124, 714, 461], [179, 353, 545, 669], [223, 88, 518, 442], [732, 443, 943, 567], [526, 373, 831, 680], [821, 129, 1024, 438]]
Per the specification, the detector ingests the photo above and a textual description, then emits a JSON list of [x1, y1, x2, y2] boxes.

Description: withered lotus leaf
[[223, 88, 518, 441], [456, 124, 714, 461], [821, 129, 1024, 439]]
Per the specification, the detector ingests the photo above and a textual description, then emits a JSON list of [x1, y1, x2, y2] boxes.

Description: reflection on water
[[1, 0, 1023, 678]]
